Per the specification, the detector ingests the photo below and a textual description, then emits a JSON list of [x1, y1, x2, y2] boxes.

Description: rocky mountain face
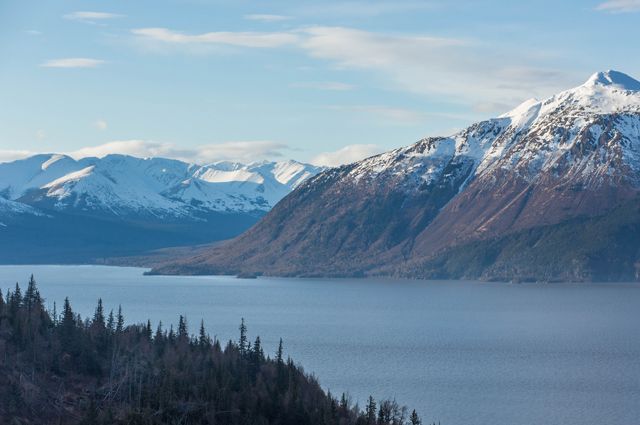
[[152, 71, 640, 281], [0, 155, 321, 263]]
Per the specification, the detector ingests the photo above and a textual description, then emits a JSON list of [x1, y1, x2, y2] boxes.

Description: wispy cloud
[[25, 30, 42, 36], [64, 11, 124, 24], [297, 1, 436, 18], [67, 140, 292, 164], [290, 81, 354, 91], [128, 24, 575, 111], [40, 58, 106, 68], [310, 144, 382, 167], [596, 0, 640, 12], [131, 28, 299, 48], [244, 14, 292, 22]]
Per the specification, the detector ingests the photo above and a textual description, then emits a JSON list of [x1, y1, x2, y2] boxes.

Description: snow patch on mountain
[[343, 70, 640, 191], [0, 155, 323, 218]]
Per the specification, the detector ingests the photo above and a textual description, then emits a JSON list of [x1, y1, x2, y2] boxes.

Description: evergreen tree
[[24, 274, 40, 309], [155, 321, 163, 340], [276, 338, 284, 364], [340, 393, 349, 411], [106, 309, 115, 333], [60, 297, 76, 351], [145, 319, 153, 340], [116, 305, 124, 333], [93, 299, 105, 328], [52, 301, 58, 326], [12, 282, 22, 306], [0, 289, 4, 315], [239, 317, 247, 356], [198, 319, 208, 346], [410, 409, 422, 425], [178, 315, 188, 340], [365, 396, 377, 425]]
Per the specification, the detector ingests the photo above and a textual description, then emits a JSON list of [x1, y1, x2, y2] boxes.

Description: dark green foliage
[[0, 276, 424, 425]]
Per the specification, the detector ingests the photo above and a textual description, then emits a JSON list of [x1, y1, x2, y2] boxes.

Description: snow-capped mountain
[[151, 71, 640, 281], [0, 155, 321, 263], [0, 154, 321, 218]]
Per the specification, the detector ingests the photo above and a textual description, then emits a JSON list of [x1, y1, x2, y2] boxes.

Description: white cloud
[[67, 140, 291, 164], [64, 11, 123, 23], [596, 0, 640, 12], [297, 1, 436, 17], [25, 30, 42, 36], [40, 58, 105, 68], [0, 150, 33, 163], [94, 120, 108, 131], [128, 24, 575, 109], [290, 81, 354, 91], [131, 28, 299, 48], [298, 26, 573, 106], [310, 144, 383, 167], [36, 130, 46, 140], [244, 14, 291, 22]]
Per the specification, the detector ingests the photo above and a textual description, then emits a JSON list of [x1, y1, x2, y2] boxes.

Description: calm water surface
[[1, 265, 638, 425]]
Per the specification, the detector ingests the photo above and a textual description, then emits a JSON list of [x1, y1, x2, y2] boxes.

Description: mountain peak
[[583, 70, 640, 91]]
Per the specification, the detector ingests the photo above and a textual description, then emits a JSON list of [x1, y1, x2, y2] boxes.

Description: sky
[[0, 0, 639, 166]]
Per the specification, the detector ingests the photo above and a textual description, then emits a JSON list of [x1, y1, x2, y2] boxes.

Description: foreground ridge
[[0, 276, 428, 424]]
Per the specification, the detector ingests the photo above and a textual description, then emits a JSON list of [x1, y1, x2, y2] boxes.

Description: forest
[[0, 275, 429, 425]]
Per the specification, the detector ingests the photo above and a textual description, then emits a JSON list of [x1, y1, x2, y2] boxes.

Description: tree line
[[0, 275, 433, 425]]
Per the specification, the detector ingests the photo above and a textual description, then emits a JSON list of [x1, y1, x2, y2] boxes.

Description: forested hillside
[[0, 276, 425, 425]]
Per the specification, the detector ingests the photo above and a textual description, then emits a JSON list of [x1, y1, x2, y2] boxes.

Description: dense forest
[[0, 276, 430, 425]]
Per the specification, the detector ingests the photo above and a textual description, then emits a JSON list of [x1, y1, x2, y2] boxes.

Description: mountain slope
[[0, 155, 321, 263], [151, 71, 640, 281]]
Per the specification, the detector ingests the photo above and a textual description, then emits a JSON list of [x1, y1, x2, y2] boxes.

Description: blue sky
[[1, 0, 639, 166]]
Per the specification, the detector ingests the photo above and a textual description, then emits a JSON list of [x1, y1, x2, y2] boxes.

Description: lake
[[0, 265, 638, 425]]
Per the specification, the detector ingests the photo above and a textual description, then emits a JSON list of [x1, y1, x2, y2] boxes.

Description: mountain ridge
[[150, 70, 640, 281], [0, 154, 322, 263]]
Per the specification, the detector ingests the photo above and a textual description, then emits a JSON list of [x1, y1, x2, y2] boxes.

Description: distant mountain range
[[0, 155, 322, 263], [151, 70, 640, 282]]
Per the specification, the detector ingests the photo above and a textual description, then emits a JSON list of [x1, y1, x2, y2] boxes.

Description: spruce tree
[[12, 282, 22, 306], [93, 299, 105, 328], [116, 305, 124, 333], [178, 315, 188, 341], [199, 319, 208, 346], [239, 318, 247, 356], [24, 275, 40, 309], [155, 321, 163, 341], [51, 301, 58, 326], [276, 338, 284, 364], [60, 297, 75, 351], [106, 309, 115, 333], [365, 396, 377, 425], [410, 409, 422, 425], [145, 320, 153, 340]]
